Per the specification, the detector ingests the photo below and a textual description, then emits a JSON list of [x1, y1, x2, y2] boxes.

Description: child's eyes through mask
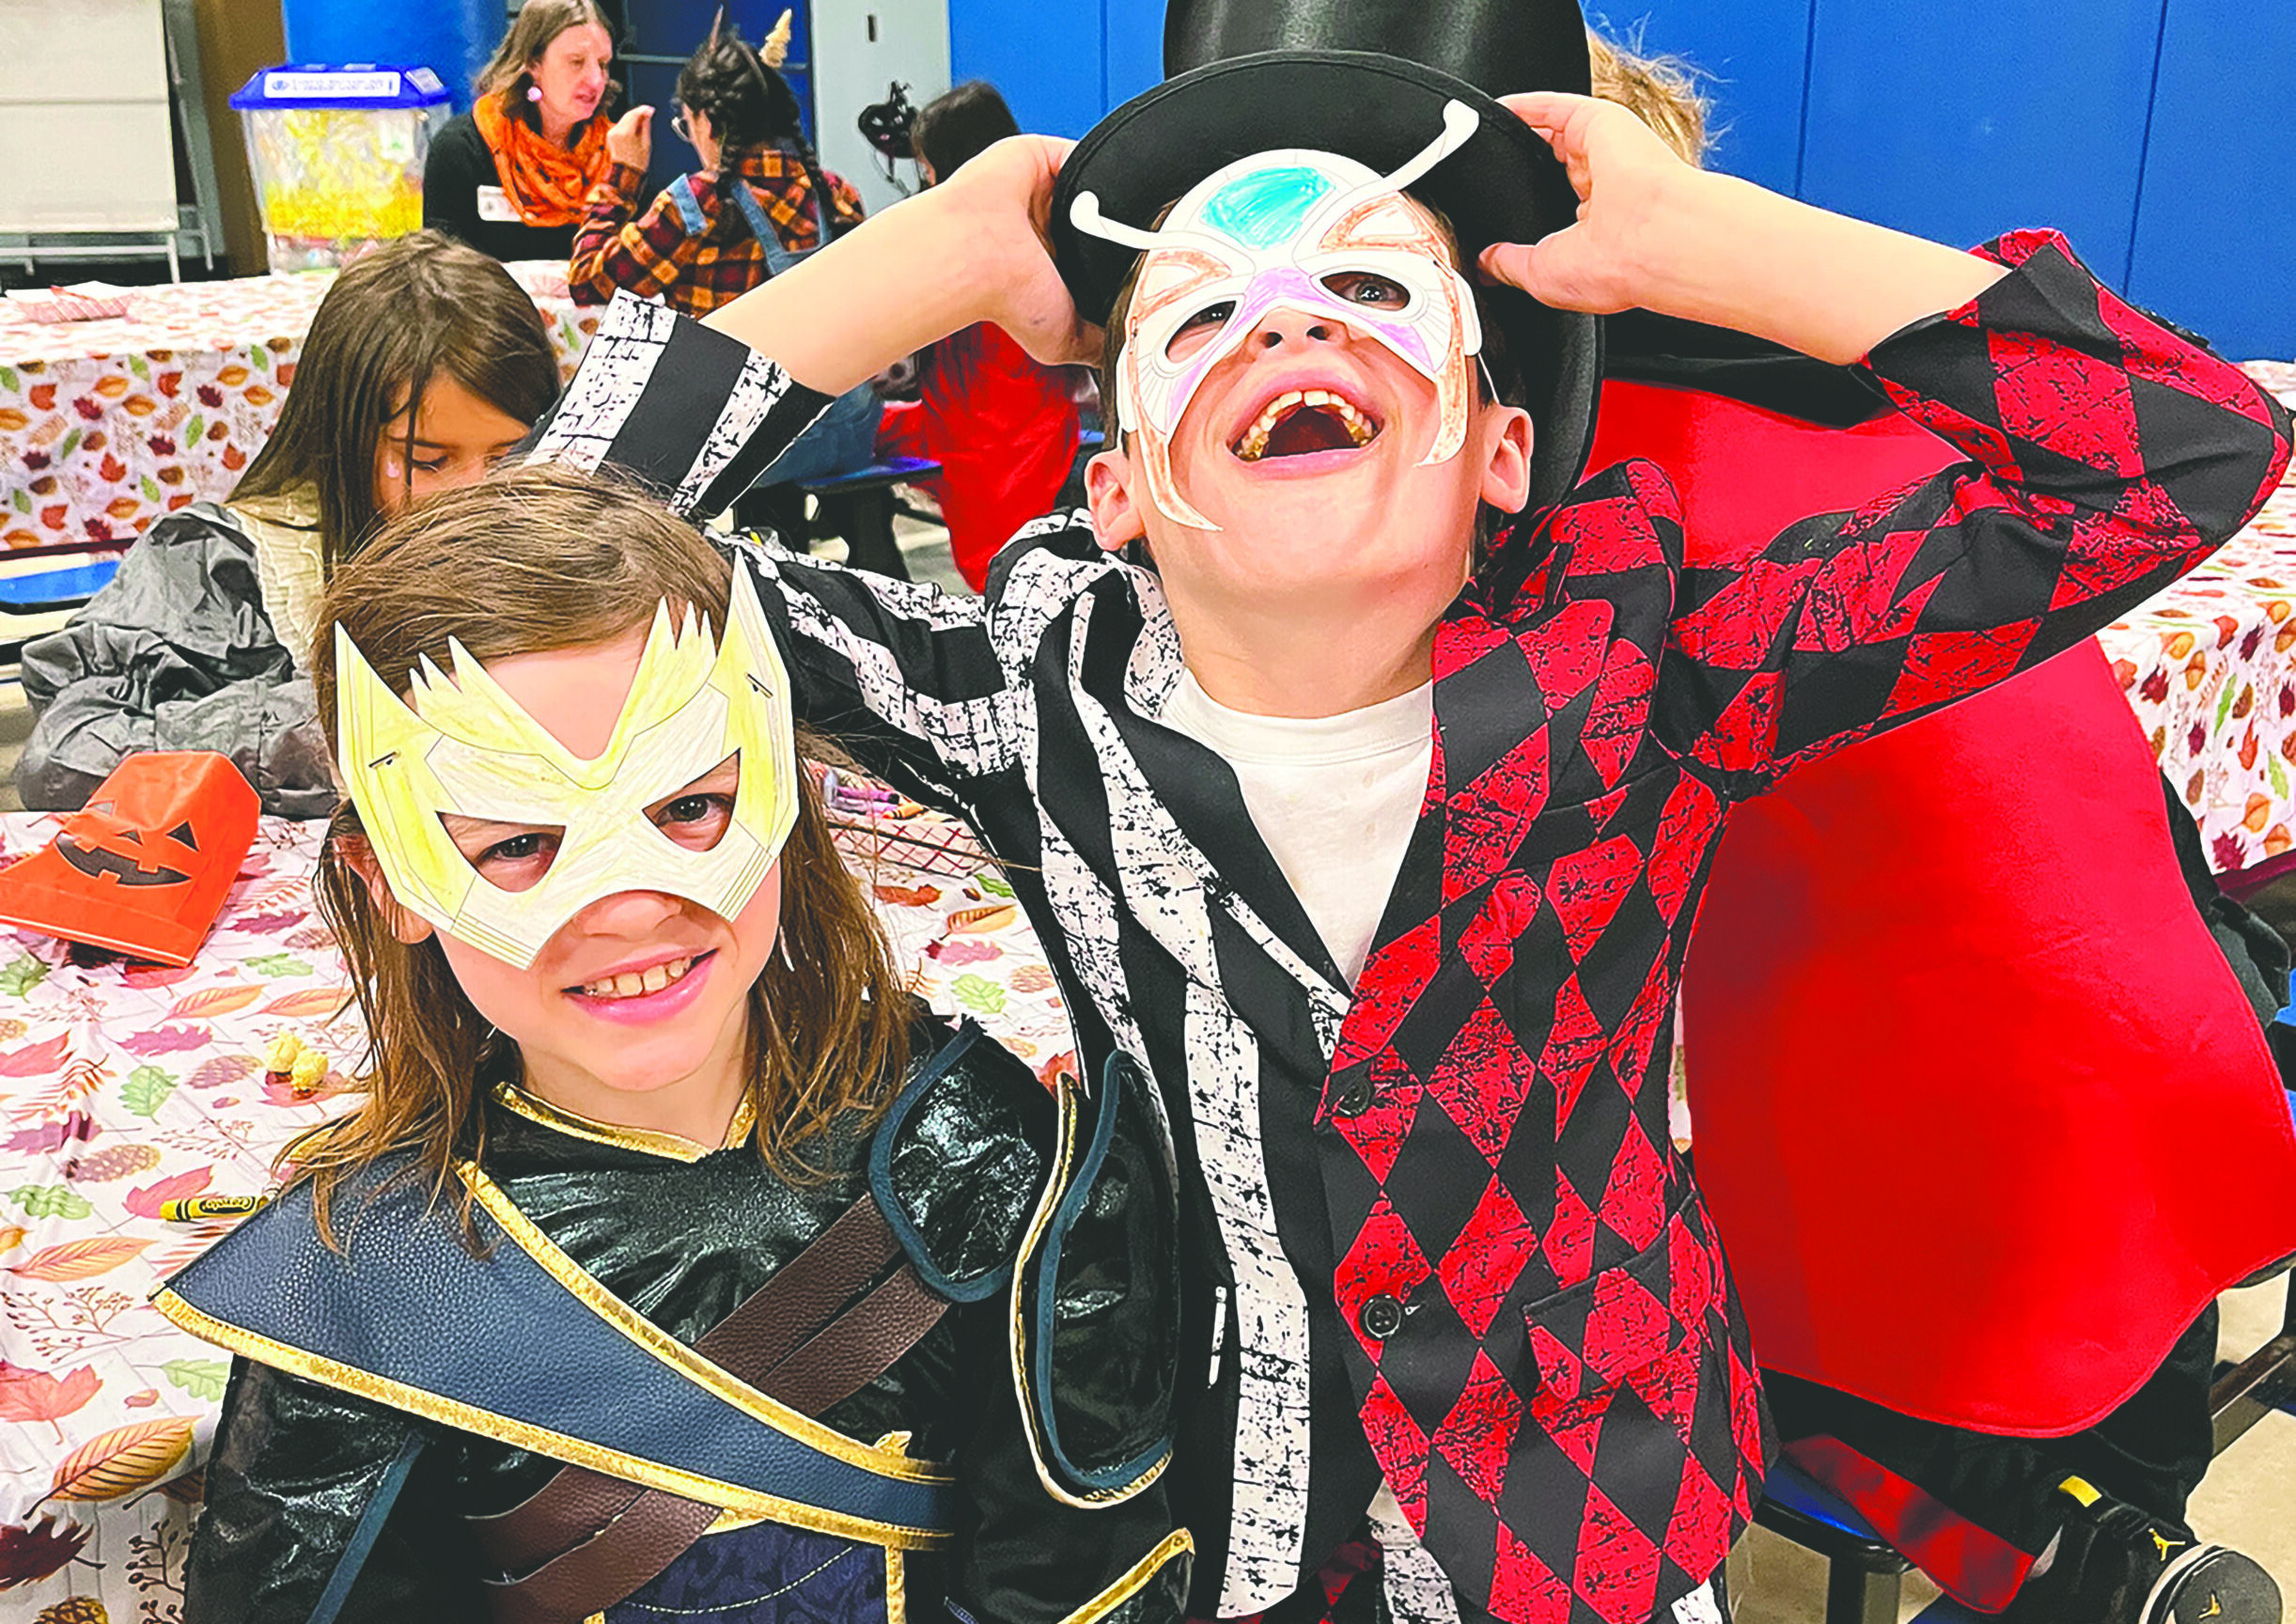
[[1323, 271, 1412, 310], [1166, 301, 1239, 361]]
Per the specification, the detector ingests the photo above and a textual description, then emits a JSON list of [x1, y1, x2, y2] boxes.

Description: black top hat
[[1050, 0, 1601, 510]]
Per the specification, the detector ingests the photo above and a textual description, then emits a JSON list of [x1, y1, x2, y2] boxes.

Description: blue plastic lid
[[229, 65, 451, 111]]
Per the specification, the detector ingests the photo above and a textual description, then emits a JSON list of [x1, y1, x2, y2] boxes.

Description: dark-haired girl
[[569, 10, 863, 317], [16, 232, 560, 817]]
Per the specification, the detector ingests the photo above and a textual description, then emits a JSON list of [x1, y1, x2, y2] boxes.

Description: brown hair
[[291, 464, 910, 1236], [231, 232, 560, 577], [475, 0, 618, 125], [1587, 27, 1710, 166]]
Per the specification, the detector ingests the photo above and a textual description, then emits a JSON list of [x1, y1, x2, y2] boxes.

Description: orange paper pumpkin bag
[[0, 753, 259, 966]]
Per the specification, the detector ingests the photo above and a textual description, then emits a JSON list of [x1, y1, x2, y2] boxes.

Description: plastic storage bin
[[229, 65, 449, 271]]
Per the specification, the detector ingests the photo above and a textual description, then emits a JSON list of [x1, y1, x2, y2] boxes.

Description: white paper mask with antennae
[[1071, 101, 1485, 531], [335, 566, 799, 970]]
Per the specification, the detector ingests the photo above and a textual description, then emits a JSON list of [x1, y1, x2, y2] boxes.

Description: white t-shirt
[[1160, 670, 1433, 987], [1162, 670, 1448, 1594]]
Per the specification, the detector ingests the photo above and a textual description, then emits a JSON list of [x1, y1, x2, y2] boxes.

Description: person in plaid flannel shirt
[[518, 4, 2294, 1618], [569, 17, 863, 318]]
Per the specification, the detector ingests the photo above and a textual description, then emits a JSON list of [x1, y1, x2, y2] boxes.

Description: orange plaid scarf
[[473, 93, 613, 228]]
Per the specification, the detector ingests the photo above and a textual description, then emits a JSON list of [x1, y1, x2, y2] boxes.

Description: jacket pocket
[[1518, 1186, 1722, 1422]]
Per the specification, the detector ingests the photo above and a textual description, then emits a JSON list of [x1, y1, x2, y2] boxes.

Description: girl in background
[[872, 80, 1084, 591], [426, 0, 618, 262], [570, 8, 862, 315], [160, 465, 1189, 1624], [573, 10, 880, 489], [17, 233, 560, 817]]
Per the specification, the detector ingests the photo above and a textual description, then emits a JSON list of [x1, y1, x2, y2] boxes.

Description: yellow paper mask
[[335, 566, 798, 969]]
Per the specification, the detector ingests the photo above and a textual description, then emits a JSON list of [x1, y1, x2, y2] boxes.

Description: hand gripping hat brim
[[1049, 51, 1601, 510]]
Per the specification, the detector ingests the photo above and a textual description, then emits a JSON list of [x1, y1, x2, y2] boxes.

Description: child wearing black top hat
[[509, 2, 2295, 1619]]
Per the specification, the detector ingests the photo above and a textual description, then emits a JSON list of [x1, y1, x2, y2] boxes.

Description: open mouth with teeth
[[570, 951, 711, 1002], [1231, 389, 1382, 463]]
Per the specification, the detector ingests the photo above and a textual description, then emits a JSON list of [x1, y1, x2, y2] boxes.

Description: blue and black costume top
[[157, 1011, 1192, 1624]]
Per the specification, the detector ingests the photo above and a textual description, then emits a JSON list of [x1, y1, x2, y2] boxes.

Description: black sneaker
[[2001, 1476, 2282, 1624]]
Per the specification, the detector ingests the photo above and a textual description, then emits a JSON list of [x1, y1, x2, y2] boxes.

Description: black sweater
[[422, 112, 583, 263]]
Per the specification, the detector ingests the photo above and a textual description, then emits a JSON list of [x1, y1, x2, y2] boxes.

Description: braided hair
[[677, 16, 828, 230]]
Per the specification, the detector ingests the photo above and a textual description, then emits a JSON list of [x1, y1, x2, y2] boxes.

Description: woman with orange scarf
[[424, 0, 617, 262]]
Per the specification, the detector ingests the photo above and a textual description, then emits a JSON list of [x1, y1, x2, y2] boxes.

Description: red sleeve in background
[[1595, 378, 2296, 1435], [878, 324, 1082, 592]]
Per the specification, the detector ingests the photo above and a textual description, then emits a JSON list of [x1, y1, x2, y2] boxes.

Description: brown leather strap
[[692, 1186, 907, 1375], [467, 1194, 902, 1569], [752, 1261, 953, 1415], [480, 1494, 723, 1624], [468, 1193, 950, 1624]]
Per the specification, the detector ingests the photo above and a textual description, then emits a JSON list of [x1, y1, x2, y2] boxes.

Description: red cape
[[1589, 379, 2296, 1435]]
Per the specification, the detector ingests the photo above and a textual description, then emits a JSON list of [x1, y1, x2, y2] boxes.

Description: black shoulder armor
[[1011, 1051, 1181, 1506], [870, 1016, 1056, 1302]]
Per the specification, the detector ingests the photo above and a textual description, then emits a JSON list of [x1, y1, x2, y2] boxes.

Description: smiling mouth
[[1232, 390, 1381, 462], [571, 953, 706, 1001]]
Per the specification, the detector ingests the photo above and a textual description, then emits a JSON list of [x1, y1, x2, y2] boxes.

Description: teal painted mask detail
[[1199, 165, 1334, 251]]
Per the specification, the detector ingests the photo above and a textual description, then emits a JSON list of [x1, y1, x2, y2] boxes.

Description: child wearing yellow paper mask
[[155, 465, 1190, 1624]]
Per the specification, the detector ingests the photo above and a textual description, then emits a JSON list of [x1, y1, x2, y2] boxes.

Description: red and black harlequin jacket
[[522, 230, 2294, 1624]]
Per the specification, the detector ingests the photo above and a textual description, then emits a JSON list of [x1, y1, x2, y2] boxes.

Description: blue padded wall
[[1798, 0, 2160, 278], [2127, 0, 2296, 361], [1103, 0, 1164, 110], [1584, 1, 1812, 195], [945, 0, 2288, 361], [949, 0, 1102, 138]]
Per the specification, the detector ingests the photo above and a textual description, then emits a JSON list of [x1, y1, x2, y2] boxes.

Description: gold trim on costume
[[1058, 1529, 1195, 1624], [454, 1163, 949, 1489], [492, 1082, 758, 1162], [885, 1548, 906, 1624], [151, 1288, 949, 1550], [1006, 1075, 1169, 1510]]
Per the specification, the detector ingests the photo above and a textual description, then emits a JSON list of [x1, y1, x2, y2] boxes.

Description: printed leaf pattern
[[159, 1359, 228, 1402], [120, 1025, 209, 1057], [0, 1515, 90, 1589], [0, 955, 49, 998], [0, 1364, 101, 1425], [45, 1415, 194, 1502], [124, 1167, 210, 1222], [242, 954, 314, 978], [8, 1186, 91, 1221], [8, 1238, 152, 1283], [117, 1067, 175, 1119], [259, 987, 346, 1018], [2112, 408, 2296, 867], [0, 1034, 71, 1077], [164, 986, 261, 1021], [950, 974, 1007, 1015]]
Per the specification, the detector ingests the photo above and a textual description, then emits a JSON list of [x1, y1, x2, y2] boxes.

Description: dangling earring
[[779, 936, 796, 972]]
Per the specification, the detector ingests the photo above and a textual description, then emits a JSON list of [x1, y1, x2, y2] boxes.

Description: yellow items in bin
[[232, 66, 450, 271]]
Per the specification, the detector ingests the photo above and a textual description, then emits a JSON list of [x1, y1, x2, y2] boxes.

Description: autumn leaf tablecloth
[[0, 265, 596, 552], [2095, 362, 2296, 869], [0, 808, 1069, 1619]]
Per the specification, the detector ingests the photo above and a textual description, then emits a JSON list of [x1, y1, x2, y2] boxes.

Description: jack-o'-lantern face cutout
[[0, 753, 258, 966], [55, 807, 201, 888]]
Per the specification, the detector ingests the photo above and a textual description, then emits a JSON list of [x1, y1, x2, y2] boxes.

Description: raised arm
[[1486, 94, 2293, 789], [699, 134, 1101, 395], [521, 138, 1111, 816], [1482, 91, 2007, 364]]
